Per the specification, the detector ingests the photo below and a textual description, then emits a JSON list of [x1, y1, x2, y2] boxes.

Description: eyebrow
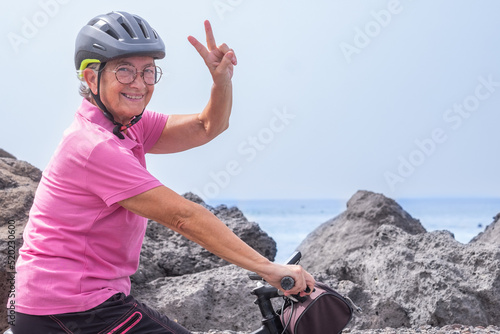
[[115, 61, 155, 68]]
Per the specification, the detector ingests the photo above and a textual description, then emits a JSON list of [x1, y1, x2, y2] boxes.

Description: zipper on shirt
[[108, 311, 142, 334]]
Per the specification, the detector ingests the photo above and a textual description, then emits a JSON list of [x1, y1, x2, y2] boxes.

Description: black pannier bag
[[280, 281, 361, 334]]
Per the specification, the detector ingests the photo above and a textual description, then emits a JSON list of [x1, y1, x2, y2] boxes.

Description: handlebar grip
[[280, 276, 295, 290], [281, 277, 313, 293]]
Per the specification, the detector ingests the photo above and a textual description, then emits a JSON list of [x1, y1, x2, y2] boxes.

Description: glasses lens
[[115, 66, 135, 84], [113, 65, 162, 85], [143, 66, 162, 85]]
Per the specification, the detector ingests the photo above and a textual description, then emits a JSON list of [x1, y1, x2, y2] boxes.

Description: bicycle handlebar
[[248, 251, 306, 292], [283, 251, 302, 266], [249, 251, 305, 334], [248, 251, 302, 281]]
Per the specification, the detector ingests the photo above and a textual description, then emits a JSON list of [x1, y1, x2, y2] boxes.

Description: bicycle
[[249, 251, 360, 334], [248, 251, 305, 334]]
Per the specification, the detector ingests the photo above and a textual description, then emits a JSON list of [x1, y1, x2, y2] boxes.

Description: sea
[[207, 198, 500, 263]]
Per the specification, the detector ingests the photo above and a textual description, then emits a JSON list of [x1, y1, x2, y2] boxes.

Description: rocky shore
[[1, 149, 499, 333], [193, 325, 500, 334]]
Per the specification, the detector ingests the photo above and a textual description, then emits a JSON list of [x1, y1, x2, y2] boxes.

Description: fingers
[[221, 50, 237, 67], [204, 20, 217, 51], [218, 43, 230, 53], [295, 270, 315, 296], [282, 266, 315, 297], [301, 272, 316, 297], [188, 20, 237, 79], [189, 26, 236, 60], [219, 44, 237, 65], [187, 35, 209, 60]]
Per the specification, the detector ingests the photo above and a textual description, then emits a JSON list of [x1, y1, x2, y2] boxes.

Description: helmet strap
[[90, 62, 144, 140]]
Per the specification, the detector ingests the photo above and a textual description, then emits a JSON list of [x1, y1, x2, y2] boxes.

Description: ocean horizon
[[207, 197, 500, 263]]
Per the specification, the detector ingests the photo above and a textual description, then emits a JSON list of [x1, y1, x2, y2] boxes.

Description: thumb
[[212, 51, 236, 84]]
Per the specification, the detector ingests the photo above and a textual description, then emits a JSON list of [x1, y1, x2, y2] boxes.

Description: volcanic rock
[[0, 153, 42, 331], [297, 190, 500, 329], [470, 213, 500, 244]]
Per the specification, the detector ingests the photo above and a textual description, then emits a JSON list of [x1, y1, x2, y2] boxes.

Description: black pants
[[11, 293, 192, 334]]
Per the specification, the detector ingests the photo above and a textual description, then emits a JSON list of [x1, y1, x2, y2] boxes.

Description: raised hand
[[188, 20, 237, 86]]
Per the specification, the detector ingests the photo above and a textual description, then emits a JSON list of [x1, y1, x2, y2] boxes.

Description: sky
[[2, 0, 500, 202]]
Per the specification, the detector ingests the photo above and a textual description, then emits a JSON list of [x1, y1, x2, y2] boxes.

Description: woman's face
[[97, 56, 156, 124]]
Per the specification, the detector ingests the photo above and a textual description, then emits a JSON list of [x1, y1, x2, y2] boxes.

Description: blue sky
[[2, 0, 500, 201]]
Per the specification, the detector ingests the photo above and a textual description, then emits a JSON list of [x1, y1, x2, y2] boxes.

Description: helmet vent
[[134, 18, 149, 39], [104, 27, 119, 40], [120, 23, 135, 39], [93, 43, 106, 51], [90, 19, 120, 41]]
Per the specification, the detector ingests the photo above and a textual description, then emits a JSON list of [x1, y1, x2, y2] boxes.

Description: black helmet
[[75, 11, 165, 72]]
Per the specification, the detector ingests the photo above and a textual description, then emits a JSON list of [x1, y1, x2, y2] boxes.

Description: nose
[[128, 72, 148, 89]]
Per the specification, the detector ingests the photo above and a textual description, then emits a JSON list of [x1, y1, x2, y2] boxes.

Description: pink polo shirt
[[14, 99, 168, 315]]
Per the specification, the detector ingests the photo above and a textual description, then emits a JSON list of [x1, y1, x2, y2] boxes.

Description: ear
[[83, 68, 99, 95]]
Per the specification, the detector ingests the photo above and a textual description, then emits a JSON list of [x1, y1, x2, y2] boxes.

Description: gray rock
[[0, 153, 42, 332], [0, 157, 42, 231], [138, 265, 362, 333], [470, 213, 500, 244], [298, 190, 426, 272], [130, 193, 277, 290], [0, 149, 16, 159], [137, 265, 264, 333], [297, 190, 500, 329]]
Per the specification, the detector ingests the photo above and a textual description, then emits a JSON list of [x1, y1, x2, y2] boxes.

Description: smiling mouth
[[122, 93, 144, 100]]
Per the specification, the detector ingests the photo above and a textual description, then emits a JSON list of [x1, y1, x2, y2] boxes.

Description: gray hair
[[78, 63, 101, 101]]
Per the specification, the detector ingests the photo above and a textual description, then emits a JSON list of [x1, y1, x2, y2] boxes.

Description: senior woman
[[10, 11, 315, 334]]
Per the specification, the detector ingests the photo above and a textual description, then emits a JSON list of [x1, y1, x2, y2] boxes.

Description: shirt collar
[[76, 99, 139, 148]]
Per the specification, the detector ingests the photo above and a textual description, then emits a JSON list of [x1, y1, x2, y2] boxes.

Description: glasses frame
[[105, 65, 163, 86]]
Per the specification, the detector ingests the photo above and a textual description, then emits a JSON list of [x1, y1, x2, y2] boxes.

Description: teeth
[[123, 94, 143, 100]]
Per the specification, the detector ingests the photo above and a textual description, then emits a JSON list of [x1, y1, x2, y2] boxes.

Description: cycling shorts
[[10, 293, 192, 334]]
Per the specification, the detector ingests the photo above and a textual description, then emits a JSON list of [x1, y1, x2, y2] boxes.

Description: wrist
[[212, 80, 232, 91], [253, 259, 276, 278]]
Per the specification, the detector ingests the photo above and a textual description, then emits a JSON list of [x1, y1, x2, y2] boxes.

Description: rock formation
[[470, 213, 500, 244], [1, 149, 499, 333], [0, 154, 42, 331], [297, 190, 500, 329]]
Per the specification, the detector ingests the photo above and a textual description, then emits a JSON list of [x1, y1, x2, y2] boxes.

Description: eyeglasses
[[106, 64, 163, 85]]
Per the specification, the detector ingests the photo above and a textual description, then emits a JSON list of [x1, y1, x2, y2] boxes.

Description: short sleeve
[[84, 141, 163, 206], [131, 110, 168, 153]]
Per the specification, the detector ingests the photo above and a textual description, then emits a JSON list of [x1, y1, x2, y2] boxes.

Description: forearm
[[120, 186, 271, 275], [198, 81, 233, 140], [119, 186, 315, 294], [165, 202, 310, 292], [174, 203, 273, 274], [148, 82, 232, 154]]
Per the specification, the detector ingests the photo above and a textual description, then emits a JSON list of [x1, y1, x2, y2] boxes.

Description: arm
[[150, 20, 237, 154], [119, 186, 315, 296]]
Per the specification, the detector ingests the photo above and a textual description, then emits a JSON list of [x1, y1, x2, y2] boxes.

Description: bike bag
[[280, 281, 356, 334]]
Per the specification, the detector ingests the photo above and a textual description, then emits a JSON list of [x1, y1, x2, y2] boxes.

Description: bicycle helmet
[[75, 11, 165, 72], [74, 11, 165, 139]]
